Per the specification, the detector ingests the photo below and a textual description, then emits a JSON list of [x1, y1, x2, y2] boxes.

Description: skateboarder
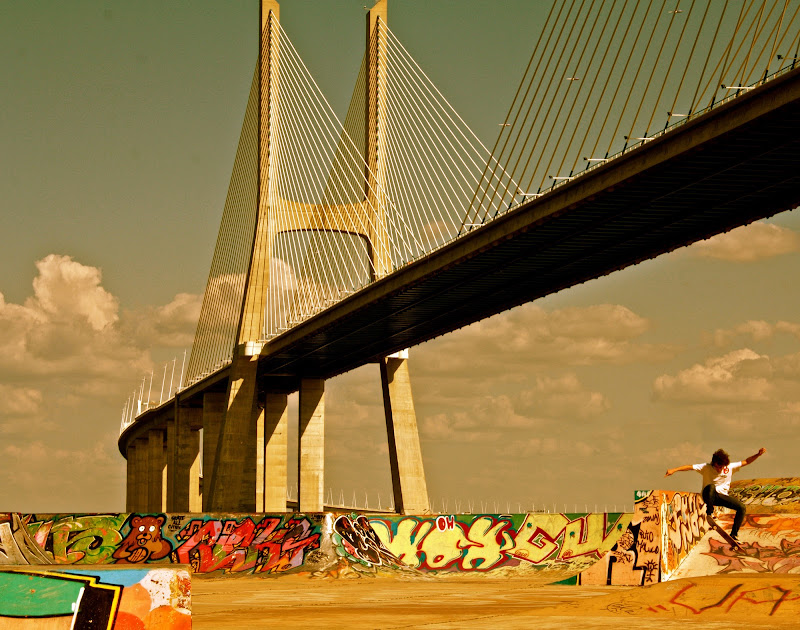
[[664, 447, 766, 542]]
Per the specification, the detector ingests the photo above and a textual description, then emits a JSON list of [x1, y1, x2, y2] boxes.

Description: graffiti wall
[[328, 514, 413, 576], [0, 511, 631, 581], [660, 490, 710, 579], [670, 513, 800, 579], [731, 478, 800, 513], [0, 512, 329, 576], [580, 490, 709, 586], [0, 566, 190, 629], [368, 512, 631, 580]]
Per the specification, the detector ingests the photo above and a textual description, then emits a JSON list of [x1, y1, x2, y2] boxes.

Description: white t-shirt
[[692, 461, 742, 495]]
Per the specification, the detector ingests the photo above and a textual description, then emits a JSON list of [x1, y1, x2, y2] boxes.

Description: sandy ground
[[191, 573, 800, 629]]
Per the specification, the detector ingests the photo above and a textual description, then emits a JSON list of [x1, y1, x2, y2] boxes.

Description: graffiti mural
[[333, 514, 404, 569], [582, 487, 800, 586], [368, 512, 631, 577], [658, 581, 800, 616], [731, 478, 800, 513], [0, 513, 55, 564], [173, 515, 321, 574], [0, 513, 325, 576], [582, 491, 658, 586], [598, 578, 800, 619], [669, 513, 800, 578], [661, 490, 709, 579], [1, 511, 633, 580], [580, 490, 709, 586], [21, 502, 797, 583], [113, 514, 172, 564]]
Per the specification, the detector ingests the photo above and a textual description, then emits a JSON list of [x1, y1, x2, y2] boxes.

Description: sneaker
[[731, 533, 740, 543]]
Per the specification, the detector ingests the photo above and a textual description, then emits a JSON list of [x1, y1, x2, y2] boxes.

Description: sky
[[2, 0, 799, 514]]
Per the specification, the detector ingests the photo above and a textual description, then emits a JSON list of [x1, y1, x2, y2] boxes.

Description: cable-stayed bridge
[[119, 0, 800, 515]]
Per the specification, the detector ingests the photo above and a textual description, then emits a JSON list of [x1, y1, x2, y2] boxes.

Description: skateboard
[[706, 515, 743, 551]]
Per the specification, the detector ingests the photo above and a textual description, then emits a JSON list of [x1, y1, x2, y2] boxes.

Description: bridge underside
[[259, 67, 800, 383]]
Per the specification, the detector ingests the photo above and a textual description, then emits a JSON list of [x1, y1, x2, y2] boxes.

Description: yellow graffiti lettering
[[460, 517, 512, 570], [560, 514, 632, 560], [419, 525, 468, 569], [511, 514, 568, 564], [370, 519, 431, 569]]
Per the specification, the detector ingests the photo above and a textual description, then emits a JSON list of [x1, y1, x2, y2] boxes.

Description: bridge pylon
[[196, 0, 429, 514]]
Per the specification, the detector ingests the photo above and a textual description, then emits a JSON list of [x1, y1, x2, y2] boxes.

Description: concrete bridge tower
[[123, 0, 429, 516]]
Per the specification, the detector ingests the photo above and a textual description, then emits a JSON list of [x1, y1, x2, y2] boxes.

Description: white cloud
[[419, 374, 608, 444], [690, 221, 800, 262], [653, 348, 774, 404], [0, 255, 149, 383], [122, 292, 202, 348], [710, 319, 800, 347], [647, 343, 800, 450], [416, 303, 677, 377], [0, 255, 203, 511], [508, 436, 560, 457], [3, 436, 118, 468], [29, 254, 119, 330], [648, 441, 708, 465], [421, 412, 489, 442], [515, 374, 610, 420], [0, 385, 42, 416]]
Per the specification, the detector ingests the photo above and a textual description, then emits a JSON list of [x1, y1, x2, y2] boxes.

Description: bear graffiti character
[[112, 515, 172, 564]]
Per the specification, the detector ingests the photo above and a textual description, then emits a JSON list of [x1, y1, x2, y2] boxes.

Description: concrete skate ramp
[[670, 513, 800, 579], [731, 478, 800, 513]]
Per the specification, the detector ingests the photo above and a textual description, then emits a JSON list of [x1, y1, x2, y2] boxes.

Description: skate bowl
[[3, 480, 794, 593]]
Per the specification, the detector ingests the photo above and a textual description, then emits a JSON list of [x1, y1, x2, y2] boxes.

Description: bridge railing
[[462, 0, 800, 227], [119, 351, 192, 435]]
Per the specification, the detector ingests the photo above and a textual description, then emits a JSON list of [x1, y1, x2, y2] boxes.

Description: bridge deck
[[258, 66, 800, 382], [119, 67, 800, 450]]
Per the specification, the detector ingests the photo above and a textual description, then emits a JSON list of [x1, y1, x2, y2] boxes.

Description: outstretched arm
[[742, 447, 767, 467], [665, 464, 694, 477]]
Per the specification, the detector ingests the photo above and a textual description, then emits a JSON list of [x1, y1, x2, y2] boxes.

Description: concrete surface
[[192, 573, 800, 629]]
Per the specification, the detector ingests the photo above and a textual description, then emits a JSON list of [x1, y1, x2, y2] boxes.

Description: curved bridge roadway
[[122, 66, 800, 450]]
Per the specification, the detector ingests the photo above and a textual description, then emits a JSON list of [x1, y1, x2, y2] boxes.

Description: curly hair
[[711, 449, 730, 468]]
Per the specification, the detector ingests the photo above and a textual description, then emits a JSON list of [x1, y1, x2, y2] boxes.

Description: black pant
[[702, 484, 746, 538]]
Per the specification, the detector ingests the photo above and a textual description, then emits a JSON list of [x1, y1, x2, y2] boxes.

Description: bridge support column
[[201, 392, 226, 511], [261, 392, 289, 512], [125, 442, 137, 512], [381, 354, 429, 514], [147, 428, 166, 512], [207, 353, 260, 512], [133, 437, 148, 512], [298, 378, 325, 512], [166, 406, 202, 512]]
